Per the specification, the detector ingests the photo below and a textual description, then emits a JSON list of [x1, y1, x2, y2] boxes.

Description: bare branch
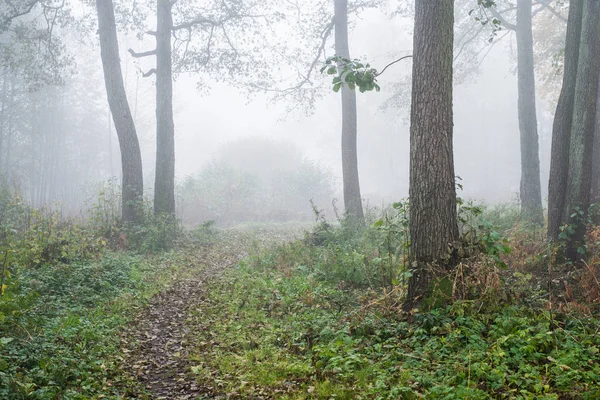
[[172, 16, 219, 31], [454, 24, 485, 62], [489, 6, 517, 31], [142, 68, 156, 77], [534, 0, 567, 22], [247, 17, 335, 94], [475, 29, 511, 69], [128, 48, 157, 58]]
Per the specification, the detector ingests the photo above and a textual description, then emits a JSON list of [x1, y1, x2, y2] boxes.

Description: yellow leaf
[[1, 284, 7, 295]]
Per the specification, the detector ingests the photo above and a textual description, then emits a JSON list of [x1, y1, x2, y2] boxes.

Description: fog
[[0, 1, 566, 224]]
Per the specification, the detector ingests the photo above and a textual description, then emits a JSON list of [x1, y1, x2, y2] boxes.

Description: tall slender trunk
[[516, 0, 543, 225], [95, 0, 145, 225], [5, 78, 13, 183], [0, 74, 6, 176], [547, 0, 584, 239], [405, 0, 458, 311], [153, 0, 176, 217], [563, 0, 600, 261], [334, 0, 364, 224], [5, 76, 13, 183]]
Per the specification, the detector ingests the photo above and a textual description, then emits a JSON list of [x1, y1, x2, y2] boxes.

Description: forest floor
[[117, 225, 305, 399], [0, 222, 306, 400], [3, 215, 600, 399]]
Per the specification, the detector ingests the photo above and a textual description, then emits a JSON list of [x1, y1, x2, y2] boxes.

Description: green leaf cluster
[[321, 56, 381, 93]]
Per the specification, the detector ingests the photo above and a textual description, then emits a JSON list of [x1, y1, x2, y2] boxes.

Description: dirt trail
[[118, 227, 304, 399]]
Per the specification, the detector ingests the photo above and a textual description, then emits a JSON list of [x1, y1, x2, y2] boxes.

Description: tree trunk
[[547, 0, 584, 240], [591, 70, 600, 203], [563, 0, 600, 261], [95, 0, 144, 225], [0, 74, 6, 176], [153, 0, 176, 217], [334, 0, 364, 224], [516, 0, 543, 225], [405, 0, 459, 311]]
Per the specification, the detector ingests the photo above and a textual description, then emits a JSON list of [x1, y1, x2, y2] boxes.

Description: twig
[[375, 55, 412, 77]]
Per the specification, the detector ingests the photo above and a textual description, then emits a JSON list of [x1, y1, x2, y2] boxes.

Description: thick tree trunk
[[516, 0, 544, 225], [591, 70, 600, 203], [405, 0, 459, 311], [153, 0, 176, 217], [563, 0, 600, 261], [334, 0, 364, 224], [95, 0, 144, 225], [547, 0, 584, 240]]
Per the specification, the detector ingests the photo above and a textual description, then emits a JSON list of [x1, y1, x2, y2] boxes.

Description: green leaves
[[469, 0, 502, 42], [320, 56, 381, 93]]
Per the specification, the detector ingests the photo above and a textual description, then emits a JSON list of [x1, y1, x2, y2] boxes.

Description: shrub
[[177, 137, 337, 226]]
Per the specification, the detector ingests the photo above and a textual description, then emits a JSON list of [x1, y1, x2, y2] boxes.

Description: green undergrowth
[[0, 246, 206, 399], [190, 234, 600, 399]]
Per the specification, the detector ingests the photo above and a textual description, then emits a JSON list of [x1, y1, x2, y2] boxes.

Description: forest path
[[118, 226, 305, 399]]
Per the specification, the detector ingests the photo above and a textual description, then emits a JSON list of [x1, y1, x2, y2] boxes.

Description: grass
[[3, 199, 600, 399], [187, 219, 600, 399], [0, 216, 304, 399], [0, 248, 206, 399]]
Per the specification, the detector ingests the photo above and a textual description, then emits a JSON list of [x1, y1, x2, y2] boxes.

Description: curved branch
[[375, 55, 412, 77]]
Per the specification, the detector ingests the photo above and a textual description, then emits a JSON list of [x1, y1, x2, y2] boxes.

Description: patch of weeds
[[189, 237, 600, 399], [0, 249, 196, 399]]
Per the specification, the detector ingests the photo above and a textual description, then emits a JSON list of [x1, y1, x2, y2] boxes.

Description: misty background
[[1, 2, 563, 223]]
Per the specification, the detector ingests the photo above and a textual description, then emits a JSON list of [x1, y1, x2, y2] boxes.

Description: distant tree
[[485, 0, 560, 225], [0, 0, 73, 89], [515, 0, 543, 224], [96, 0, 144, 224], [334, 0, 364, 224], [128, 0, 288, 218], [404, 0, 459, 311]]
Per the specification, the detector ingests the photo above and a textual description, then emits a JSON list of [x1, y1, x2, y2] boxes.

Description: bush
[[177, 137, 337, 226]]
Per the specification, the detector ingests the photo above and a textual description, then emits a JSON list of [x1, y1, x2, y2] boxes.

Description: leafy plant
[[321, 56, 381, 93]]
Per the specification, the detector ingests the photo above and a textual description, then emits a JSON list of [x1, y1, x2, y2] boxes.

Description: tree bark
[[547, 0, 584, 240], [95, 0, 144, 224], [591, 69, 600, 203], [516, 0, 544, 225], [153, 0, 176, 217], [405, 0, 459, 311], [563, 0, 600, 261], [334, 0, 364, 224]]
